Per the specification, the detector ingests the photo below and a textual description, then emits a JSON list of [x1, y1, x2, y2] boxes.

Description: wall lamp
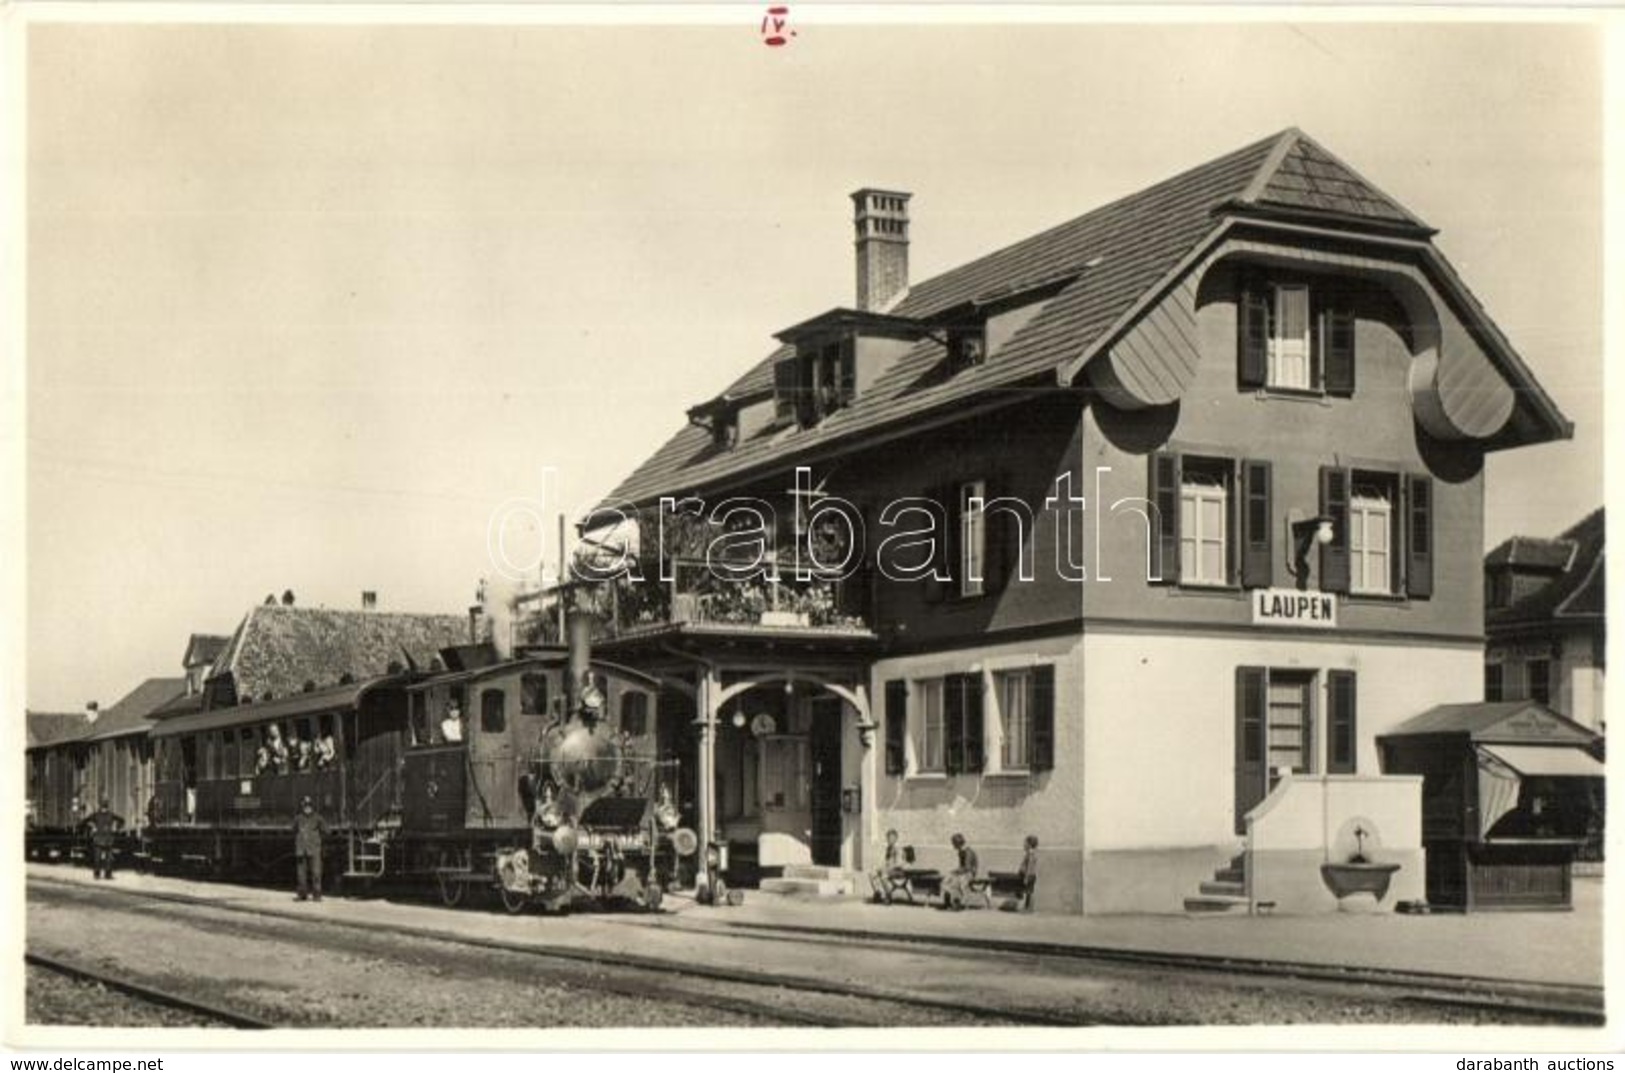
[[1287, 512, 1336, 589]]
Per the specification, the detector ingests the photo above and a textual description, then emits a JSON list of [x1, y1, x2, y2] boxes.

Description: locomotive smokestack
[[565, 610, 594, 712]]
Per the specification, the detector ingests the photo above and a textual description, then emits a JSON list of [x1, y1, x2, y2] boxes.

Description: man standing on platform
[[292, 795, 329, 902], [85, 797, 125, 880]]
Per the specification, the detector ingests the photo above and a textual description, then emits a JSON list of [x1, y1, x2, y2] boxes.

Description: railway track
[[27, 873, 1602, 1027], [25, 951, 273, 1029], [26, 878, 1049, 1027], [679, 917, 1607, 1025]]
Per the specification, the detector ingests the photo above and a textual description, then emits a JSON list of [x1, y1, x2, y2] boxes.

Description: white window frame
[[995, 669, 1032, 773], [1268, 284, 1315, 391], [913, 678, 945, 774], [960, 480, 986, 598], [1179, 467, 1229, 587], [1349, 483, 1395, 595]]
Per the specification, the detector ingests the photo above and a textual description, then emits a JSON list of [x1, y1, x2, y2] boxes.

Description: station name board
[[1252, 588, 1337, 628]]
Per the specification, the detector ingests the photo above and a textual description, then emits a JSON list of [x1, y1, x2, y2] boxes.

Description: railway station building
[[586, 129, 1579, 915]]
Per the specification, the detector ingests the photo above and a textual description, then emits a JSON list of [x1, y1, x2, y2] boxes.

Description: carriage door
[[809, 696, 843, 867]]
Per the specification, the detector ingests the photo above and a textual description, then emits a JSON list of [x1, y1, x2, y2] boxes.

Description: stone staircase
[[1182, 851, 1255, 914], [757, 864, 860, 898]]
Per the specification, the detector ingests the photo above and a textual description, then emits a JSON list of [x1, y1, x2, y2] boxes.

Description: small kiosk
[[1378, 701, 1604, 910]]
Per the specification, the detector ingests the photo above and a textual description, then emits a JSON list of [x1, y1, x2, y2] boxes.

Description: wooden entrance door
[[809, 697, 843, 867], [1235, 668, 1313, 834]]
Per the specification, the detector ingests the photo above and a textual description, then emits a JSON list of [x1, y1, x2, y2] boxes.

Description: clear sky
[[22, 16, 1605, 712]]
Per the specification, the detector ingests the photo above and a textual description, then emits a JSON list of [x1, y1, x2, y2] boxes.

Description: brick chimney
[[851, 188, 911, 312], [361, 590, 378, 612]]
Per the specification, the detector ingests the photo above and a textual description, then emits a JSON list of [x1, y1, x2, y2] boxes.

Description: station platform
[[26, 863, 1605, 991], [656, 876, 1607, 990]]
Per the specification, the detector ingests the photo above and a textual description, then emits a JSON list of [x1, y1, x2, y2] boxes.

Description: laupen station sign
[[1251, 588, 1337, 628]]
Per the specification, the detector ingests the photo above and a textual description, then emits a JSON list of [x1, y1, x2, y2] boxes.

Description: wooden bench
[[878, 867, 943, 905], [966, 870, 1033, 910]]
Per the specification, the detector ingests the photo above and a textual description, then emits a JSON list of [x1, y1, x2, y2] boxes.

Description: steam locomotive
[[27, 612, 698, 913]]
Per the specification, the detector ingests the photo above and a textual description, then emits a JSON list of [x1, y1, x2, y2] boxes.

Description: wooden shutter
[[1234, 666, 1268, 834], [1030, 665, 1055, 772], [884, 679, 907, 776], [983, 479, 1017, 595], [1241, 460, 1273, 588], [943, 674, 966, 775], [1238, 278, 1270, 388], [1319, 466, 1351, 595], [1405, 473, 1434, 599], [1327, 670, 1357, 774], [1149, 452, 1181, 584], [1323, 304, 1356, 397], [963, 673, 985, 774]]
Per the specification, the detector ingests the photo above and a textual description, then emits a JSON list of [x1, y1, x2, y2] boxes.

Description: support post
[[694, 664, 720, 887], [852, 681, 875, 871]]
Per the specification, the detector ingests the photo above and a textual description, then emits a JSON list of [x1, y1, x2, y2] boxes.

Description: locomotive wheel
[[438, 873, 466, 909], [498, 885, 529, 915]]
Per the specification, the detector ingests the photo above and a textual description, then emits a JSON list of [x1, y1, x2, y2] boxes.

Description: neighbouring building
[[1484, 509, 1605, 733], [586, 129, 1573, 914]]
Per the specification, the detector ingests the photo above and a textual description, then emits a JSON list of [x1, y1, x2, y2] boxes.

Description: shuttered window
[[1319, 466, 1352, 594], [1328, 670, 1358, 774], [1180, 465, 1229, 586], [1031, 664, 1056, 772], [937, 673, 985, 776], [884, 679, 907, 776], [1151, 452, 1269, 589], [1270, 285, 1313, 389], [1149, 452, 1181, 584], [1323, 467, 1434, 600], [915, 679, 945, 773], [995, 670, 1032, 771], [959, 481, 986, 598], [1349, 480, 1395, 595], [1237, 275, 1357, 396], [1405, 473, 1434, 598], [1242, 460, 1273, 588]]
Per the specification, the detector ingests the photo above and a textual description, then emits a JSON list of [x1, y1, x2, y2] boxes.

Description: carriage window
[[409, 691, 430, 746], [221, 730, 237, 777], [621, 692, 649, 737], [481, 688, 507, 734], [316, 714, 337, 768], [521, 673, 549, 716], [238, 727, 254, 776]]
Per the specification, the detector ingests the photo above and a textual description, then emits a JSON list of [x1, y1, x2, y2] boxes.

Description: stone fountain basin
[[1320, 860, 1402, 903]]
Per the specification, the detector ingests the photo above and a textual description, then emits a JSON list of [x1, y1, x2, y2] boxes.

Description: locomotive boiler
[[491, 611, 698, 912]]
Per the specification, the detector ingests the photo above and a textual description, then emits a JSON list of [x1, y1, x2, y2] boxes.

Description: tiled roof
[[1382, 700, 1596, 743], [600, 128, 1567, 513], [604, 132, 1282, 510], [83, 677, 187, 742], [26, 711, 89, 749], [1485, 536, 1576, 571], [208, 605, 468, 704], [1488, 509, 1605, 629], [184, 633, 231, 668], [1250, 134, 1426, 228]]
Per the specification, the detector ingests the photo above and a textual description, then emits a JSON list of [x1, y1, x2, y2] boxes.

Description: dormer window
[[775, 337, 855, 428], [711, 417, 737, 449], [947, 326, 986, 372], [1238, 274, 1356, 397]]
